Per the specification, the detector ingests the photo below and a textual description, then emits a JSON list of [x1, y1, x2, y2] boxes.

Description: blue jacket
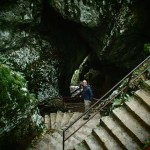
[[82, 85, 93, 100]]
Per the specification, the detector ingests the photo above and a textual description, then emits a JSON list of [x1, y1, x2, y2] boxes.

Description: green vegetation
[[0, 64, 43, 149], [144, 43, 150, 54], [0, 64, 36, 115], [143, 138, 150, 150]]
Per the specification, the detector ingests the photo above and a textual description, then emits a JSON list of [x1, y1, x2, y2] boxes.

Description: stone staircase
[[28, 111, 100, 150], [28, 80, 150, 150], [75, 80, 150, 150]]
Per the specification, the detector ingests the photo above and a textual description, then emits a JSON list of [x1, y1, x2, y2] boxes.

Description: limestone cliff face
[[46, 0, 150, 96], [49, 0, 101, 27], [0, 1, 51, 147], [0, 64, 44, 149], [0, 0, 60, 101], [49, 0, 150, 68]]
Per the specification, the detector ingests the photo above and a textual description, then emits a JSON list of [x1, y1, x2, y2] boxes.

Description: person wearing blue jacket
[[82, 80, 93, 120]]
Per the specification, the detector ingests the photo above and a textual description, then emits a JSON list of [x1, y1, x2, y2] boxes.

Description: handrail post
[[63, 130, 65, 150]]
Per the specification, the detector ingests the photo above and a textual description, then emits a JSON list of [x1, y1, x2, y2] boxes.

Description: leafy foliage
[[144, 43, 150, 54], [143, 137, 150, 150], [0, 64, 36, 118], [0, 64, 44, 149]]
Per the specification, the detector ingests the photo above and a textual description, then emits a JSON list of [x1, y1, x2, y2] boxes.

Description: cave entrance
[[71, 56, 88, 85], [70, 52, 128, 100], [70, 51, 108, 100], [70, 56, 88, 98]]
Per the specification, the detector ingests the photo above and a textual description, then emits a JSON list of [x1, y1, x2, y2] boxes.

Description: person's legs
[[84, 100, 91, 119]]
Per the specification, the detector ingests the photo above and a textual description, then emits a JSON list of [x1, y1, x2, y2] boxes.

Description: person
[[82, 80, 93, 120]]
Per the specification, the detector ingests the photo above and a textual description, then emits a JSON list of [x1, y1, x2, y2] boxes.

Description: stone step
[[70, 113, 100, 133], [36, 140, 49, 150], [48, 112, 100, 149], [64, 112, 100, 140], [55, 111, 64, 129], [77, 126, 92, 137], [74, 142, 88, 150], [68, 112, 82, 126], [49, 132, 62, 150], [64, 125, 91, 149], [135, 90, 150, 108], [73, 131, 87, 143], [93, 128, 123, 150], [35, 134, 53, 150], [61, 112, 73, 128], [141, 80, 150, 92], [83, 134, 103, 150], [66, 125, 90, 142], [49, 112, 100, 149], [102, 116, 141, 150], [43, 134, 54, 149], [146, 80, 150, 88], [113, 106, 149, 144], [44, 114, 50, 130], [125, 97, 150, 128], [65, 134, 81, 150], [27, 136, 51, 150], [50, 113, 56, 129], [85, 113, 100, 128]]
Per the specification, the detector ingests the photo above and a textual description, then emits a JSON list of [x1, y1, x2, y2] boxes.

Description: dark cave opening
[[40, 0, 129, 98], [40, 0, 91, 97], [70, 52, 129, 99]]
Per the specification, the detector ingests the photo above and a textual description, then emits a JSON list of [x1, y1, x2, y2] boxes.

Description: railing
[[62, 55, 150, 150]]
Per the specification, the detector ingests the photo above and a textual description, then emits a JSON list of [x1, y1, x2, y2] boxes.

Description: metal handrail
[[62, 55, 150, 150], [70, 87, 81, 95]]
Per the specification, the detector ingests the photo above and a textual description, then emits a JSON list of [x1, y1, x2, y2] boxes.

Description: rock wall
[[0, 0, 150, 98], [0, 0, 60, 100], [47, 0, 150, 96], [49, 0, 150, 68], [0, 64, 44, 149], [40, 0, 91, 96]]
